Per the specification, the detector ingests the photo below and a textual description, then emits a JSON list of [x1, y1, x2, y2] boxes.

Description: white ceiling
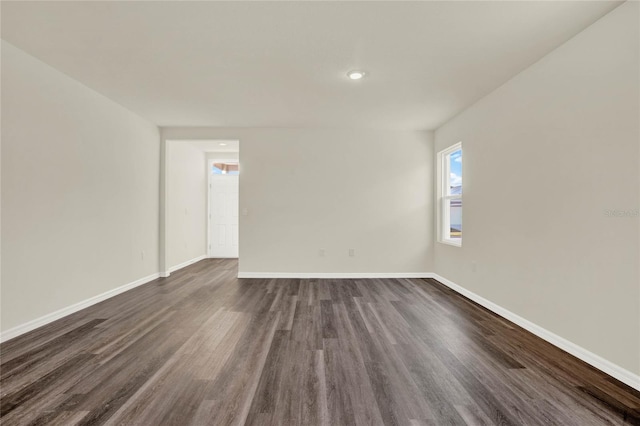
[[1, 1, 622, 130]]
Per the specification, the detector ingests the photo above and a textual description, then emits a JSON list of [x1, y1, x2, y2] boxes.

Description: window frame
[[437, 142, 463, 247]]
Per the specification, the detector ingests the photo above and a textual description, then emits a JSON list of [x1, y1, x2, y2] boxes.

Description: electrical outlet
[[319, 249, 325, 257], [349, 248, 355, 257], [141, 250, 145, 260]]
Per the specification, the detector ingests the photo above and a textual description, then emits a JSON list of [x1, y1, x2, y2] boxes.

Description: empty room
[[1, 1, 639, 425]]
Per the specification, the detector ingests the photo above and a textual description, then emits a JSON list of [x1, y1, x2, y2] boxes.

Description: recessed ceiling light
[[219, 143, 227, 146], [347, 70, 366, 80]]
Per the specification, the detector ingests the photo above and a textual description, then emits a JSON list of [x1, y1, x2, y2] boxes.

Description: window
[[438, 143, 462, 246], [212, 162, 239, 175]]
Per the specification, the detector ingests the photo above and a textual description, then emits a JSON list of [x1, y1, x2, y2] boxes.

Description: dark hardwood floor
[[1, 259, 639, 425]]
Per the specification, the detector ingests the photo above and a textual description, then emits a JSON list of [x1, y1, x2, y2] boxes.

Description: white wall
[[1, 41, 160, 333], [162, 128, 434, 274], [166, 141, 207, 270], [206, 152, 239, 163], [434, 2, 639, 376]]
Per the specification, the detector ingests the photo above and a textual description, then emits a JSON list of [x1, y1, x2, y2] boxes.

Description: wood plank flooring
[[1, 259, 639, 425]]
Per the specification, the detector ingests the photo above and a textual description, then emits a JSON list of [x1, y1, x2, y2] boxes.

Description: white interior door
[[209, 174, 239, 258]]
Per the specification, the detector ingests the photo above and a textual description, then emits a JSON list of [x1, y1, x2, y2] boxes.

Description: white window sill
[[439, 239, 462, 247]]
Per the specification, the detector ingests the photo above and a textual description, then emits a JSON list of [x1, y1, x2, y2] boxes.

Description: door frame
[[207, 158, 240, 258]]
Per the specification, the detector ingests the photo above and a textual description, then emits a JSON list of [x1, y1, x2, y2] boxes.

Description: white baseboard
[[237, 272, 433, 279], [430, 273, 640, 391], [163, 254, 207, 277], [0, 272, 160, 343]]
